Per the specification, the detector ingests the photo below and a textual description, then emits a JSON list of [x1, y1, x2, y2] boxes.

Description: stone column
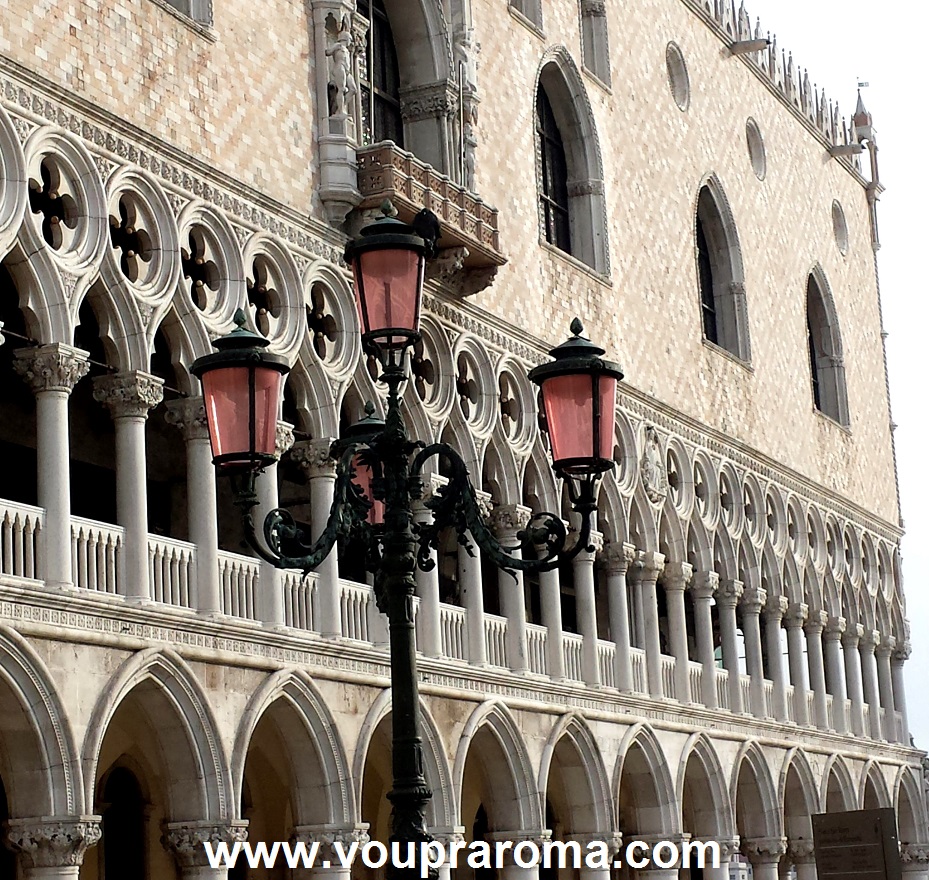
[[162, 821, 249, 880], [487, 831, 548, 880], [718, 579, 744, 714], [900, 844, 929, 880], [165, 398, 220, 614], [292, 439, 340, 638], [860, 629, 883, 740], [412, 477, 444, 658], [290, 823, 370, 880], [540, 563, 565, 681], [13, 345, 90, 590], [93, 371, 164, 600], [429, 827, 466, 880], [743, 837, 787, 880], [492, 504, 532, 674], [564, 833, 621, 880], [842, 624, 866, 736], [741, 586, 767, 717], [5, 817, 101, 880], [573, 531, 604, 687], [637, 833, 688, 880], [764, 596, 790, 722], [691, 571, 719, 709], [805, 609, 830, 730], [892, 641, 912, 744], [662, 561, 693, 703], [603, 542, 635, 692], [788, 839, 817, 880], [462, 491, 491, 665], [785, 603, 810, 726], [629, 552, 666, 698], [823, 616, 848, 733], [876, 637, 898, 742], [701, 838, 740, 880]]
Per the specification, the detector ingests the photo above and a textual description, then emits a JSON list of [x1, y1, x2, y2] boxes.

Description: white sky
[[742, 0, 929, 746]]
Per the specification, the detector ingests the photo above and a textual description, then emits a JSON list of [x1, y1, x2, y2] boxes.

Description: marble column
[[701, 838, 740, 880], [487, 831, 548, 880], [876, 637, 898, 742], [764, 596, 789, 721], [162, 821, 249, 880], [893, 641, 912, 744], [412, 476, 444, 658], [572, 530, 604, 687], [166, 398, 221, 614], [823, 616, 848, 733], [805, 609, 830, 730], [428, 827, 466, 880], [662, 561, 693, 703], [741, 585, 767, 718], [5, 816, 101, 880], [785, 602, 810, 726], [860, 629, 883, 740], [743, 837, 787, 880], [540, 564, 565, 681], [603, 541, 635, 692], [842, 624, 866, 736], [292, 439, 340, 638], [93, 371, 164, 600], [630, 552, 666, 698], [462, 490, 491, 665], [717, 579, 744, 713], [788, 839, 817, 880], [492, 504, 532, 675], [690, 571, 719, 709], [13, 345, 90, 590], [290, 823, 370, 880]]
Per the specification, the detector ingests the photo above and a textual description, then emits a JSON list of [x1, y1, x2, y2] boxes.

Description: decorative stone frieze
[[165, 397, 211, 441], [161, 821, 249, 868], [13, 343, 90, 394], [900, 844, 929, 866], [5, 817, 102, 868], [93, 371, 164, 419]]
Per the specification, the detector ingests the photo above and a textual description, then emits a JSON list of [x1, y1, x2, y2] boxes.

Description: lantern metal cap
[[344, 200, 428, 263], [190, 308, 289, 378], [333, 401, 386, 455], [528, 318, 624, 385]]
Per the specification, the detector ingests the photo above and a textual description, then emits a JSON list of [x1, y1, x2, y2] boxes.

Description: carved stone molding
[[13, 343, 90, 394], [93, 371, 165, 419], [5, 817, 102, 868], [161, 821, 249, 868], [900, 843, 929, 866], [601, 541, 636, 575], [276, 421, 295, 459], [165, 397, 210, 442], [291, 438, 338, 477], [788, 838, 816, 864]]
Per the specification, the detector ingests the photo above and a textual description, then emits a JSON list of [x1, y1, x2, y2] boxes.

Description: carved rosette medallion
[[641, 425, 669, 504]]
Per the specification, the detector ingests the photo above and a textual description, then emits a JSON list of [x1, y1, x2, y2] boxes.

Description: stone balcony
[[356, 142, 506, 277]]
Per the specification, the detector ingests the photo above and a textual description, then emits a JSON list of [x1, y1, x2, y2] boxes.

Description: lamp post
[[190, 206, 623, 878]]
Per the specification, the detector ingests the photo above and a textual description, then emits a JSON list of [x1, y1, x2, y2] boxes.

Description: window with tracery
[[357, 0, 403, 147], [806, 272, 849, 425], [536, 86, 572, 254]]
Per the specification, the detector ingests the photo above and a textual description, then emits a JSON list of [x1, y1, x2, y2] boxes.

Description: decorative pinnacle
[[570, 317, 584, 336], [364, 400, 376, 417], [233, 308, 248, 328]]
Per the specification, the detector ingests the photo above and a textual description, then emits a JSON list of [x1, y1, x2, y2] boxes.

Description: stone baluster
[[93, 371, 164, 600], [492, 504, 532, 675], [573, 530, 604, 687], [630, 552, 666, 698], [785, 602, 810, 726], [823, 616, 848, 733], [290, 823, 370, 880], [805, 609, 830, 729], [162, 821, 249, 879], [166, 398, 221, 614], [13, 344, 90, 590], [860, 629, 883, 740], [741, 585, 767, 717], [743, 837, 787, 880], [788, 839, 817, 880], [690, 571, 719, 709], [717, 578, 744, 713], [662, 561, 693, 703], [876, 636, 898, 742], [603, 542, 635, 692], [5, 816, 101, 880], [892, 641, 912, 744], [764, 596, 790, 721], [842, 624, 866, 736]]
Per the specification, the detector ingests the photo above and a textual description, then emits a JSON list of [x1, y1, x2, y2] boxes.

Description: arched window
[[101, 766, 147, 880], [535, 54, 609, 273], [694, 180, 750, 361], [579, 0, 611, 85], [357, 0, 403, 147], [806, 270, 849, 425]]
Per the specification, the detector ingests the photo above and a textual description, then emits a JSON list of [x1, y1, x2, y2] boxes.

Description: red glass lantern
[[344, 205, 428, 353], [190, 309, 290, 472], [528, 318, 623, 478], [351, 454, 385, 525]]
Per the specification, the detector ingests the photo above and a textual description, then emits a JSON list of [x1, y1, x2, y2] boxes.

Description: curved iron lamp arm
[[410, 443, 598, 577], [233, 443, 373, 573]]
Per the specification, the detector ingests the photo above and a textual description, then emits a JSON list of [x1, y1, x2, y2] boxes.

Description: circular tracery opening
[[181, 226, 220, 311], [306, 283, 338, 361], [666, 42, 691, 112], [109, 192, 154, 283], [746, 118, 766, 180], [832, 200, 849, 255], [29, 156, 78, 250]]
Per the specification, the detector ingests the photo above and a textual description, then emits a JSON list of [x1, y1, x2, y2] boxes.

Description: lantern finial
[[570, 317, 584, 337]]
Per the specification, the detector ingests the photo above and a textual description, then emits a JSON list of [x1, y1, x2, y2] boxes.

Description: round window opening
[[746, 118, 766, 180], [832, 200, 849, 255], [666, 43, 690, 112]]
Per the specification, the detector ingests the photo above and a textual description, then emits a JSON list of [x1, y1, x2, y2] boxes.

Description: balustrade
[[439, 603, 467, 661], [283, 570, 316, 631], [484, 614, 508, 668], [598, 640, 615, 689], [630, 648, 647, 693], [71, 516, 124, 594], [0, 502, 43, 581], [716, 667, 730, 710], [340, 581, 372, 642], [218, 551, 259, 620], [149, 536, 195, 608], [563, 633, 584, 681], [526, 623, 548, 675]]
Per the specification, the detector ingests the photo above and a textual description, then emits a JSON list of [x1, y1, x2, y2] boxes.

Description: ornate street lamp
[[190, 206, 623, 878]]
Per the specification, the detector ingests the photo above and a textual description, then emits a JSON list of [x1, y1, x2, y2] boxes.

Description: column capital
[[161, 820, 249, 868], [787, 838, 816, 865], [631, 551, 665, 584], [804, 609, 829, 635], [486, 829, 551, 862], [893, 641, 912, 664], [475, 489, 493, 520], [662, 561, 694, 592], [602, 541, 636, 574], [427, 825, 466, 847], [292, 822, 370, 858], [490, 503, 532, 538], [291, 438, 338, 477], [563, 831, 623, 856], [876, 635, 896, 658], [5, 816, 102, 868], [764, 594, 789, 621], [842, 623, 865, 648], [14, 342, 90, 394], [276, 420, 295, 458], [690, 570, 719, 600], [93, 370, 164, 419], [165, 396, 210, 441], [861, 629, 881, 652], [741, 585, 767, 615], [412, 474, 449, 520], [900, 843, 929, 866], [717, 578, 744, 608], [825, 616, 847, 640], [579, 529, 605, 557], [785, 602, 809, 629], [742, 836, 787, 865]]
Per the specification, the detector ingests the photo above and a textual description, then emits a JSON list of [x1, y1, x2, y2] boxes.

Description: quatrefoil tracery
[[29, 157, 78, 250], [181, 227, 220, 311], [247, 256, 281, 337], [109, 195, 153, 283], [306, 284, 337, 360]]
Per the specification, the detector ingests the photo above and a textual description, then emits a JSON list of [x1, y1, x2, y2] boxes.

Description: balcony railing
[[526, 623, 548, 676], [439, 603, 467, 661], [283, 570, 315, 631], [219, 551, 259, 620], [484, 613, 508, 668], [716, 667, 730, 710], [72, 516, 123, 594], [598, 640, 615, 689], [630, 648, 647, 694], [1, 501, 42, 582], [149, 535, 195, 609], [563, 633, 584, 682]]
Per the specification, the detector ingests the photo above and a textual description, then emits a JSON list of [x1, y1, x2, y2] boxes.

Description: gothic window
[[806, 270, 849, 425], [694, 180, 750, 361], [357, 0, 404, 147], [536, 86, 571, 254], [579, 0, 611, 85]]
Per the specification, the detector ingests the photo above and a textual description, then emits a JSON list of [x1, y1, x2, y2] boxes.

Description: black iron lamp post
[[190, 207, 623, 878]]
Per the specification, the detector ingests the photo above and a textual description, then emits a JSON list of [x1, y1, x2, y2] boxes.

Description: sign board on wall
[[811, 808, 901, 880]]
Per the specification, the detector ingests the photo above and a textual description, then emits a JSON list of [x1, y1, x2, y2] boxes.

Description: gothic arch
[[821, 754, 856, 812], [523, 443, 559, 514], [231, 670, 354, 826], [613, 723, 678, 835], [806, 265, 849, 426], [677, 733, 733, 839], [82, 648, 231, 821], [730, 741, 780, 840], [778, 749, 820, 838], [0, 624, 83, 816], [894, 767, 928, 845], [4, 240, 69, 345], [74, 278, 147, 372], [859, 761, 891, 810]]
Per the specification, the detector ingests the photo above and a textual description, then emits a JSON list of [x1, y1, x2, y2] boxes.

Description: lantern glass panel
[[351, 455, 385, 525], [542, 373, 616, 468], [201, 365, 283, 467], [353, 247, 423, 345]]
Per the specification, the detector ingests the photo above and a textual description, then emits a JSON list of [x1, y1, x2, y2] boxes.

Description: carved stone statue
[[641, 424, 669, 504], [326, 16, 357, 117]]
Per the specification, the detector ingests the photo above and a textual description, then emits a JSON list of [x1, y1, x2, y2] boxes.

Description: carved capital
[[14, 343, 89, 394], [893, 641, 912, 664], [662, 561, 693, 592], [788, 838, 816, 864], [842, 623, 865, 649], [764, 594, 790, 622], [563, 831, 623, 856], [490, 503, 532, 539], [93, 371, 164, 419], [428, 825, 466, 848], [740, 585, 767, 615], [717, 578, 744, 608], [602, 541, 636, 575], [804, 609, 828, 635], [291, 438, 338, 477], [5, 816, 102, 868], [580, 0, 607, 16], [900, 843, 929, 866], [630, 551, 665, 584], [742, 836, 787, 865], [861, 629, 881, 652], [486, 830, 551, 863], [292, 823, 370, 861], [877, 635, 896, 658], [276, 421, 295, 458], [165, 397, 210, 441], [824, 616, 847, 640], [690, 570, 719, 600], [475, 489, 493, 521], [785, 602, 809, 628], [400, 81, 458, 122], [161, 821, 249, 868]]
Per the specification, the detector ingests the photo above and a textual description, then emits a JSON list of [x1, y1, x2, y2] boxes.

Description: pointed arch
[[613, 723, 678, 835], [677, 733, 734, 839], [821, 754, 856, 812], [730, 741, 780, 840], [894, 767, 928, 845], [859, 761, 891, 810], [534, 48, 609, 274], [806, 265, 849, 426], [778, 749, 821, 836]]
